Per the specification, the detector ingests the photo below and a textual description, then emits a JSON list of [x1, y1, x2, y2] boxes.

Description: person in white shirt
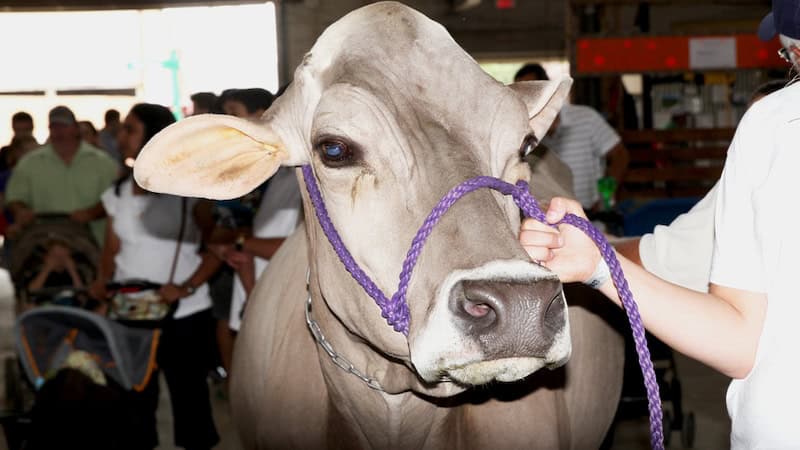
[[615, 78, 790, 292], [514, 64, 630, 210], [217, 167, 302, 332], [90, 103, 220, 450], [519, 5, 800, 446]]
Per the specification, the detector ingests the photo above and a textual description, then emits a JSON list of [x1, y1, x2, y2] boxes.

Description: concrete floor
[[0, 266, 730, 450]]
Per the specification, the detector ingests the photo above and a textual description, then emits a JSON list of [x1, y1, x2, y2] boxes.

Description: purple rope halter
[[301, 164, 664, 450]]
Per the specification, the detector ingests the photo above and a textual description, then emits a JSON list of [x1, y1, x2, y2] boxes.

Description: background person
[[10, 111, 36, 143], [97, 109, 122, 165], [190, 92, 219, 115], [514, 63, 630, 211], [90, 103, 220, 450], [5, 106, 117, 244], [220, 88, 273, 119]]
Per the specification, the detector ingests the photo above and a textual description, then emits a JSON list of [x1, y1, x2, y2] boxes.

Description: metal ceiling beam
[[0, 0, 264, 11]]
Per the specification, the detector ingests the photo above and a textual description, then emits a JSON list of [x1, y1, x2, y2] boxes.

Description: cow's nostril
[[463, 299, 492, 318], [544, 290, 565, 327], [449, 280, 501, 329]]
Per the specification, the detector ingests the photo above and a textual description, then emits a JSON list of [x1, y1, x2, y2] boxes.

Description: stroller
[[2, 215, 172, 450]]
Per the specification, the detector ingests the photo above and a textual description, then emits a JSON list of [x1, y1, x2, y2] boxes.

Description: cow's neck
[[309, 278, 460, 448]]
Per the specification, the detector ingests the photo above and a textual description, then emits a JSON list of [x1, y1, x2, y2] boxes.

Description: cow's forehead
[[303, 2, 505, 106]]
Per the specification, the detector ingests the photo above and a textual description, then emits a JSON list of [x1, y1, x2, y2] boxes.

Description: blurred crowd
[[0, 86, 301, 450]]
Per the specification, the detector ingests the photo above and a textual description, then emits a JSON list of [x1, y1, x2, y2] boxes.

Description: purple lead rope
[[301, 165, 664, 450]]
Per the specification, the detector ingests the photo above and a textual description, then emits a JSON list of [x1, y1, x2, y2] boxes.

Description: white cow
[[134, 2, 624, 449]]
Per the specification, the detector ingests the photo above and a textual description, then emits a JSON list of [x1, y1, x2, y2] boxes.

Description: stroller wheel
[[681, 412, 696, 448]]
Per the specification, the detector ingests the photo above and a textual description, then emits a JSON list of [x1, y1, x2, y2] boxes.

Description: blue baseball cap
[[758, 0, 800, 41]]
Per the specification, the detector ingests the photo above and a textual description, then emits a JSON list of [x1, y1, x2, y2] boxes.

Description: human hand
[[70, 208, 93, 224], [225, 250, 254, 271], [519, 197, 601, 284], [88, 279, 108, 300], [207, 243, 232, 261], [42, 245, 65, 270], [158, 284, 185, 304], [49, 244, 75, 269]]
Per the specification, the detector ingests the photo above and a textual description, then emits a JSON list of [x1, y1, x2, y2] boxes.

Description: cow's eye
[[317, 140, 354, 166], [519, 133, 539, 157]]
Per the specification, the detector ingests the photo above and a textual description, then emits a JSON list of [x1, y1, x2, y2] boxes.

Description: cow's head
[[134, 2, 572, 394]]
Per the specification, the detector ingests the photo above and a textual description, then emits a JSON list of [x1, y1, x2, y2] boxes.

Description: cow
[[133, 2, 624, 449]]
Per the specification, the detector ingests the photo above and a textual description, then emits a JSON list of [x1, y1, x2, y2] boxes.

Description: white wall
[[0, 2, 278, 146]]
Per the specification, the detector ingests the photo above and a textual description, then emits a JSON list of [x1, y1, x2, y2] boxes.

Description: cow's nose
[[449, 278, 566, 358]]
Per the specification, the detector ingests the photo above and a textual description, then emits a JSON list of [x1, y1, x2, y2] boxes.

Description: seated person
[[27, 239, 84, 305]]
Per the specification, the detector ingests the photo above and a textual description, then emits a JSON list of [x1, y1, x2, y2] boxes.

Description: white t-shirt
[[101, 179, 212, 319], [639, 183, 717, 293], [709, 82, 800, 449], [541, 104, 621, 208], [229, 167, 302, 330]]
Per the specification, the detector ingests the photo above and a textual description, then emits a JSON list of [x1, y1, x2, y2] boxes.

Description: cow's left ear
[[508, 78, 573, 143], [134, 114, 303, 200]]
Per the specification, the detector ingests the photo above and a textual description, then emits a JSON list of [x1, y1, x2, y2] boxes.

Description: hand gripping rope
[[302, 165, 664, 450]]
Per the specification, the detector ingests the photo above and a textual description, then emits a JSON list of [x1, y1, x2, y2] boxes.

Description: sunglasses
[[778, 47, 793, 63]]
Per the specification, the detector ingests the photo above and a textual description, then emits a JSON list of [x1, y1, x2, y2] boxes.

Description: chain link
[[305, 270, 384, 391]]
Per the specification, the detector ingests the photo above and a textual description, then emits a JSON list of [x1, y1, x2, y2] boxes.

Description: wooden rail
[[619, 128, 735, 200]]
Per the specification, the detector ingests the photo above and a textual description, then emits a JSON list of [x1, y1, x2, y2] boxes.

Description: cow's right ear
[[133, 114, 305, 200], [508, 78, 573, 143]]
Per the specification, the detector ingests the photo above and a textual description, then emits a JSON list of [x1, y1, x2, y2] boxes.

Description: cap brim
[[758, 12, 776, 41]]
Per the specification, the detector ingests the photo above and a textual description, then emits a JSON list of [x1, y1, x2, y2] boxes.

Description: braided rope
[[301, 165, 664, 449]]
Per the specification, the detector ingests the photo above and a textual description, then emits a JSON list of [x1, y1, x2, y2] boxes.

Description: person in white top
[[90, 103, 221, 450], [219, 167, 302, 331], [518, 6, 800, 447], [616, 80, 789, 294]]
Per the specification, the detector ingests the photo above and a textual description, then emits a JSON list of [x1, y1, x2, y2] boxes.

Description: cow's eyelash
[[519, 133, 538, 158]]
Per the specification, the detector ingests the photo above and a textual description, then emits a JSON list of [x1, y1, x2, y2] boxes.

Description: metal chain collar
[[305, 270, 384, 391]]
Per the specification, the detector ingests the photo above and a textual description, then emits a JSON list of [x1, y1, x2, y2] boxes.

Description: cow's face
[[134, 1, 572, 394]]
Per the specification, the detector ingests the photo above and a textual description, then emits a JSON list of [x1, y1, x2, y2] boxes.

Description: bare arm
[[89, 217, 120, 300], [605, 142, 630, 184], [181, 250, 223, 290], [597, 255, 766, 379], [241, 236, 286, 260], [6, 201, 34, 227], [70, 202, 106, 224], [184, 200, 224, 289], [160, 204, 223, 302], [520, 197, 766, 379], [613, 237, 642, 266], [64, 256, 84, 288], [193, 199, 216, 244], [27, 262, 55, 292], [97, 217, 120, 283]]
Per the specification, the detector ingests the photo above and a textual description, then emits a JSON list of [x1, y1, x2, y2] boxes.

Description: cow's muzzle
[[449, 278, 565, 360]]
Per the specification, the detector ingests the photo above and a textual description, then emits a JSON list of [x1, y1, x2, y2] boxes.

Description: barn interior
[[0, 0, 786, 449]]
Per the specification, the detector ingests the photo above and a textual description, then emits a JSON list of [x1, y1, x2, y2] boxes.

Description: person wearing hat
[[759, 0, 800, 65], [518, 1, 800, 448], [5, 105, 117, 244]]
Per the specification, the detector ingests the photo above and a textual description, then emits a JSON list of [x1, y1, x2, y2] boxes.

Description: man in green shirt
[[6, 106, 118, 244]]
